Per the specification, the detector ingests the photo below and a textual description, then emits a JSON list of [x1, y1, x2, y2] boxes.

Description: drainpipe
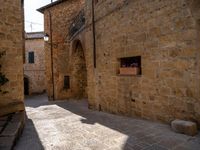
[[49, 11, 55, 101], [92, 0, 101, 111], [92, 0, 96, 68]]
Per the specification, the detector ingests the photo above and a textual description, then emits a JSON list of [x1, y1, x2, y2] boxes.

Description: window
[[28, 52, 34, 64], [119, 56, 142, 76], [64, 76, 70, 89]]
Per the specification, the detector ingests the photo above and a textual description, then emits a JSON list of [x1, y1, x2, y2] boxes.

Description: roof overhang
[[25, 32, 44, 40], [37, 0, 67, 13]]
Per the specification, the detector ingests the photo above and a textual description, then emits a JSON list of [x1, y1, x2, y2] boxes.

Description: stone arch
[[70, 39, 88, 99], [70, 36, 86, 60]]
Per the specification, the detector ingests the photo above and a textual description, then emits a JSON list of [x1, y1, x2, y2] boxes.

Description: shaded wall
[[84, 0, 200, 125], [0, 0, 25, 116]]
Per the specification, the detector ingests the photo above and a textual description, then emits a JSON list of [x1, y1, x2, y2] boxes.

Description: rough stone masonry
[[0, 0, 25, 116], [39, 0, 200, 127], [84, 0, 200, 126], [38, 0, 85, 100]]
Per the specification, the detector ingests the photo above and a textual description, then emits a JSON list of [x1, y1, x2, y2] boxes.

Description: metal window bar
[[69, 9, 85, 38]]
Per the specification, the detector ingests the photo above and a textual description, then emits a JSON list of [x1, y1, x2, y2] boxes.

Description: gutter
[[37, 0, 67, 13], [49, 11, 55, 101]]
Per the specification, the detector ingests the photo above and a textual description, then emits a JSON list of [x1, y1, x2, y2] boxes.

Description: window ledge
[[117, 74, 142, 77]]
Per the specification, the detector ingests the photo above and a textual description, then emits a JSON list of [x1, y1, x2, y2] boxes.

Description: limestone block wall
[[24, 38, 46, 94], [84, 0, 200, 125], [42, 0, 85, 100], [0, 0, 25, 116]]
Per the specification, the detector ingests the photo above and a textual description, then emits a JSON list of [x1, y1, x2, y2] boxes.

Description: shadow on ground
[[17, 94, 200, 150], [24, 94, 49, 108], [14, 118, 44, 150], [55, 101, 200, 150]]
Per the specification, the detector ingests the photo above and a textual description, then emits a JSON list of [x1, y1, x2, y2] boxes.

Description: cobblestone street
[[14, 95, 200, 150]]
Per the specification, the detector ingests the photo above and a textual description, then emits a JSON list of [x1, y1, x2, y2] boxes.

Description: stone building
[[0, 0, 25, 116], [24, 32, 46, 95], [38, 0, 85, 100], [84, 0, 200, 126], [39, 0, 200, 126]]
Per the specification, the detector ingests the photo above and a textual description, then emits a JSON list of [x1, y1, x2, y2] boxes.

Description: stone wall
[[0, 0, 25, 116], [24, 37, 46, 95], [42, 0, 85, 100], [84, 0, 200, 125]]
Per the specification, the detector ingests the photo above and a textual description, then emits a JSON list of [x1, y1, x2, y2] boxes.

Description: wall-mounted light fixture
[[44, 33, 49, 42]]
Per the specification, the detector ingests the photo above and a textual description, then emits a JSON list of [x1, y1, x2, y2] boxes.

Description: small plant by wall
[[0, 51, 9, 94]]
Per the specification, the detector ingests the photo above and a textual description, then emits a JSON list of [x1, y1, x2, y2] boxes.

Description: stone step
[[1, 122, 21, 137], [0, 102, 25, 117], [0, 116, 9, 121], [0, 136, 15, 150], [0, 111, 25, 150], [0, 121, 6, 127]]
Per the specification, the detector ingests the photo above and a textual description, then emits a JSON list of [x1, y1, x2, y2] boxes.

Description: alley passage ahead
[[14, 95, 200, 150]]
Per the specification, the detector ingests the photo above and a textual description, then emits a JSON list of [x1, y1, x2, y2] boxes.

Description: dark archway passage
[[24, 77, 29, 95], [71, 40, 87, 99]]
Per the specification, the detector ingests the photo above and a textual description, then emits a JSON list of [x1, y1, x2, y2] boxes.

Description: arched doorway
[[71, 40, 87, 99], [24, 77, 29, 95]]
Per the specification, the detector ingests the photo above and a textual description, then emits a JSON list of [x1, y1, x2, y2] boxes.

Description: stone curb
[[0, 111, 26, 150]]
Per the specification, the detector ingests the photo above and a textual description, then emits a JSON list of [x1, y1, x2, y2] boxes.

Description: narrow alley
[[14, 95, 200, 150], [1, 1, 200, 150]]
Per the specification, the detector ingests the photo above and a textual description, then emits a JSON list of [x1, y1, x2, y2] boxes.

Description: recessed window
[[64, 76, 70, 89], [119, 56, 142, 76], [28, 52, 34, 64]]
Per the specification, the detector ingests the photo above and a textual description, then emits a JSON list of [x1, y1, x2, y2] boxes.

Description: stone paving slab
[[14, 94, 200, 150]]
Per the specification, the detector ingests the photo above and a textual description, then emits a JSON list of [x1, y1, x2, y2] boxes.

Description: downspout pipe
[[92, 0, 96, 68], [49, 11, 55, 100]]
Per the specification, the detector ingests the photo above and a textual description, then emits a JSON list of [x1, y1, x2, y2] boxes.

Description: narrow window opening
[[28, 51, 34, 64], [64, 76, 70, 89]]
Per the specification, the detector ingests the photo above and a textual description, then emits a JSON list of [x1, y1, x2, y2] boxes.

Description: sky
[[24, 0, 56, 32]]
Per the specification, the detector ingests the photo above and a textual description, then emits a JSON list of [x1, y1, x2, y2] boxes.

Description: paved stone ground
[[14, 94, 200, 150]]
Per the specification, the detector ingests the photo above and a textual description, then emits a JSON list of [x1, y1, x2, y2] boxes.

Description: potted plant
[[119, 63, 140, 75]]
